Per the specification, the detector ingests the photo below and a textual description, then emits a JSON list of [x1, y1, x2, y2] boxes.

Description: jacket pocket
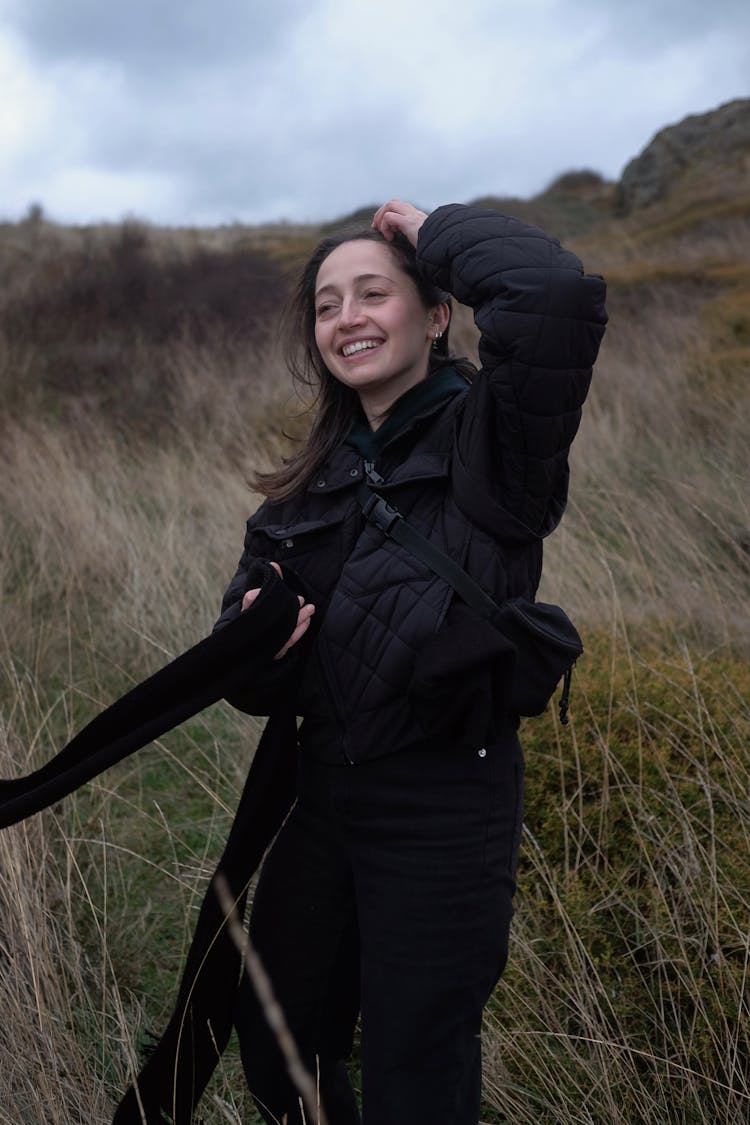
[[248, 516, 345, 561], [247, 515, 347, 607]]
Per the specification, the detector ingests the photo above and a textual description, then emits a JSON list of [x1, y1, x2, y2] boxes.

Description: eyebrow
[[315, 273, 394, 298]]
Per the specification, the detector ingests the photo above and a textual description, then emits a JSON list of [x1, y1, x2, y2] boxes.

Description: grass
[[0, 192, 749, 1122]]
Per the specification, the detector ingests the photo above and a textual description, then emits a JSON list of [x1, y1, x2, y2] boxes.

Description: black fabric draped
[[0, 561, 302, 1124]]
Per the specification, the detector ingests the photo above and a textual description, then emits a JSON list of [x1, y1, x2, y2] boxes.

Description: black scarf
[[0, 562, 301, 1124]]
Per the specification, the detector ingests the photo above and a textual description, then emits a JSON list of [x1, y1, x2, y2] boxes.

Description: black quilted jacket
[[216, 204, 607, 763]]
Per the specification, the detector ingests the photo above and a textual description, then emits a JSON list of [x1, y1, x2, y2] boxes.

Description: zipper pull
[[558, 664, 574, 726], [363, 459, 385, 485]]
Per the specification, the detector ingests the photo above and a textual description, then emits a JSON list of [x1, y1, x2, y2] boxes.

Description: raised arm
[[417, 203, 607, 540]]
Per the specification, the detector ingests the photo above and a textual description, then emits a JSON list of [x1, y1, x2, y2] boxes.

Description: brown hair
[[252, 226, 473, 501]]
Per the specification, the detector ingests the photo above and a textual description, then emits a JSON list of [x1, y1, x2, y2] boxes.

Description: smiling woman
[[112, 198, 607, 1125]]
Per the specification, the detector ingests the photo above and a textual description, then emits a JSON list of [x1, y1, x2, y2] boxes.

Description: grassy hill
[[0, 100, 749, 1123]]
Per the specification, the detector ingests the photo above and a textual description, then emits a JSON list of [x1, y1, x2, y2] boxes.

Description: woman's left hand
[[372, 199, 428, 248]]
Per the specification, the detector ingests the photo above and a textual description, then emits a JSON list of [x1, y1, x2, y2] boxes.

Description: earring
[[432, 330, 443, 350]]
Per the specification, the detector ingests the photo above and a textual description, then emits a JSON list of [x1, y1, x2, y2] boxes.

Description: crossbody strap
[[356, 465, 502, 626]]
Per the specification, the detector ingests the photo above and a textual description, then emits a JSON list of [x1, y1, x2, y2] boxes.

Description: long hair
[[252, 225, 474, 501]]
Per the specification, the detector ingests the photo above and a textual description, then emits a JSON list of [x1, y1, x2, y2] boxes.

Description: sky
[[1, 0, 748, 228]]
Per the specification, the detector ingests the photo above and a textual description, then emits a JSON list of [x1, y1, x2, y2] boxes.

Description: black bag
[[492, 598, 583, 721]]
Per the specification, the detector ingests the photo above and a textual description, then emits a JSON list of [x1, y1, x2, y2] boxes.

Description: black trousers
[[234, 735, 524, 1125]]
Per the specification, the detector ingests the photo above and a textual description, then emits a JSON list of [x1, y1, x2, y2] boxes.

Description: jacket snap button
[[282, 538, 294, 549], [317, 479, 326, 488], [478, 748, 487, 758], [349, 468, 359, 477]]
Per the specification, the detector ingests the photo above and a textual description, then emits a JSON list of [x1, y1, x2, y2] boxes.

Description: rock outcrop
[[617, 98, 750, 214]]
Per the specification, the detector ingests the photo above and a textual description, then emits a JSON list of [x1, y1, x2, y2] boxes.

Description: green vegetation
[[485, 638, 750, 1123], [0, 159, 749, 1122]]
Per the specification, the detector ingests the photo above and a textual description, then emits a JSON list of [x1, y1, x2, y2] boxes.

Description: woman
[[217, 199, 607, 1124]]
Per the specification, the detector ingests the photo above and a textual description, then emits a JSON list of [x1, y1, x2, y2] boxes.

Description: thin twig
[[213, 873, 329, 1125]]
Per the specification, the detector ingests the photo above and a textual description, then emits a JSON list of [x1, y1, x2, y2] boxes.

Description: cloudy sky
[[1, 0, 748, 227]]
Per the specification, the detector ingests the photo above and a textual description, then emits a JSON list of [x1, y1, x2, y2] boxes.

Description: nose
[[337, 295, 365, 328]]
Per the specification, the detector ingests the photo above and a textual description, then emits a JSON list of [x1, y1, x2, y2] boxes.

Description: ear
[[427, 301, 451, 339]]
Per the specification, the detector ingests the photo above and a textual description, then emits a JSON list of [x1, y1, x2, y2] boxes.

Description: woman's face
[[313, 240, 444, 423]]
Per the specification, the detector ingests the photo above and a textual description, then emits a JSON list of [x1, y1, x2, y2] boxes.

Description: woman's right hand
[[241, 562, 316, 660], [371, 199, 428, 248]]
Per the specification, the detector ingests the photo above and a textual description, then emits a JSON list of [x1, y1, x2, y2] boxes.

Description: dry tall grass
[[0, 204, 748, 1122]]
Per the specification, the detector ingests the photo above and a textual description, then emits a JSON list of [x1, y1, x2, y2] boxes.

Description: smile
[[341, 339, 381, 357]]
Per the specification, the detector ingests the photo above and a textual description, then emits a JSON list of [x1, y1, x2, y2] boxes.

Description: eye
[[363, 290, 387, 300], [315, 301, 337, 318]]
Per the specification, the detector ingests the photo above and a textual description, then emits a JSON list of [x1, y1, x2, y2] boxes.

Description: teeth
[[342, 340, 379, 357]]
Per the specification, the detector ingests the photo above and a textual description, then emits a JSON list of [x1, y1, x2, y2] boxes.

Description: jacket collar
[[306, 368, 468, 495]]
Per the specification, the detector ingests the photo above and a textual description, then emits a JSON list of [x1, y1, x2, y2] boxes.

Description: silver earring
[[432, 330, 443, 350]]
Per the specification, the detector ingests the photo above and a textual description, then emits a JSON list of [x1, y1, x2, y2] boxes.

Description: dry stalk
[[213, 873, 328, 1125]]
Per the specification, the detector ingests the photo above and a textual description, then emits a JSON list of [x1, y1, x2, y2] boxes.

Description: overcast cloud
[[1, 0, 748, 226]]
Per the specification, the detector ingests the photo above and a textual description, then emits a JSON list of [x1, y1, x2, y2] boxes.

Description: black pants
[[234, 735, 524, 1125]]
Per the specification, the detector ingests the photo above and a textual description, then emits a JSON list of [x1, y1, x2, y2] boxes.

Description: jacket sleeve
[[417, 203, 607, 540]]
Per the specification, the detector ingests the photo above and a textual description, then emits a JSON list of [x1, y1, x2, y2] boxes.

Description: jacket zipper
[[316, 636, 354, 765]]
